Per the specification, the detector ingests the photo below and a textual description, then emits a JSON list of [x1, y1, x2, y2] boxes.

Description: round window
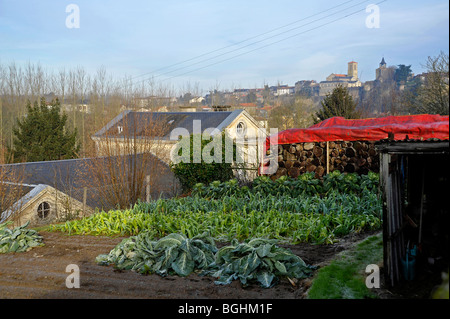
[[37, 202, 50, 219], [236, 122, 246, 136]]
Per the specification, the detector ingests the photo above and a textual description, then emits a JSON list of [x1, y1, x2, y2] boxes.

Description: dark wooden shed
[[377, 138, 449, 288]]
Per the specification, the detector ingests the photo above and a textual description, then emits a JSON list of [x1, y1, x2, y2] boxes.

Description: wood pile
[[270, 141, 379, 179]]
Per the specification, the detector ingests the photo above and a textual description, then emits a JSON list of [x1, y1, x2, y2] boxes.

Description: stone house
[[92, 109, 267, 167], [0, 154, 180, 227]]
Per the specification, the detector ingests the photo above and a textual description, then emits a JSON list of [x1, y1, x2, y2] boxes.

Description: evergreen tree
[[313, 85, 361, 124], [7, 97, 80, 163], [394, 64, 413, 85]]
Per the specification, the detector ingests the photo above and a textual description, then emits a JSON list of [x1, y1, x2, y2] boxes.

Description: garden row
[[192, 171, 379, 199], [96, 232, 316, 288], [49, 172, 382, 245]]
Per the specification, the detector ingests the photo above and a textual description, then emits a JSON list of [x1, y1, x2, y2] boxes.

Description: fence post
[[326, 141, 330, 174], [83, 187, 87, 217], [146, 175, 151, 202]]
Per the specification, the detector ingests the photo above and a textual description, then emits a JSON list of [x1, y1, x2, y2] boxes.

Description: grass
[[307, 233, 383, 299]]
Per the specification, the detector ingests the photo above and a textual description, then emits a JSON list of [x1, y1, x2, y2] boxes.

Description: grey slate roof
[[0, 184, 47, 223], [0, 182, 35, 215], [0, 153, 179, 213], [93, 110, 244, 140]]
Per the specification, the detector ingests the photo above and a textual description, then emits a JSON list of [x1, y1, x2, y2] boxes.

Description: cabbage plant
[[204, 238, 316, 288], [96, 231, 217, 277], [0, 221, 44, 253]]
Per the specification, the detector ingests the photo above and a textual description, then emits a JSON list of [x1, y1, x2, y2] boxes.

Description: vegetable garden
[[44, 171, 382, 289], [49, 171, 381, 245]]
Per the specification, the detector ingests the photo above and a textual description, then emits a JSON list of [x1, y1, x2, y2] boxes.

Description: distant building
[[92, 109, 267, 164], [189, 96, 205, 104], [348, 61, 358, 78], [319, 61, 362, 96], [294, 80, 318, 97], [274, 85, 295, 96], [375, 57, 394, 83]]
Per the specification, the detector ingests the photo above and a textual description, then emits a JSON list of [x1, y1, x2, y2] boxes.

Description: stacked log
[[270, 140, 379, 180]]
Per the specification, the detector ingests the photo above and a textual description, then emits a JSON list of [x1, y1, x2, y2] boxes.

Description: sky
[[0, 0, 449, 94]]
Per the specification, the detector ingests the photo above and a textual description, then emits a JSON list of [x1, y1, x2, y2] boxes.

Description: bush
[[170, 133, 236, 192]]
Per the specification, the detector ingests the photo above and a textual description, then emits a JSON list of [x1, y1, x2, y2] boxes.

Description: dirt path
[[0, 231, 378, 299]]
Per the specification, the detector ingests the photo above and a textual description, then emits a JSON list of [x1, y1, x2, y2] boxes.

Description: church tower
[[376, 57, 392, 82], [348, 61, 358, 79]]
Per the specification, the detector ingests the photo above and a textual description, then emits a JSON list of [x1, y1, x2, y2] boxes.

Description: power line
[[131, 0, 355, 79], [123, 0, 387, 89], [160, 0, 387, 84], [129, 0, 358, 81], [133, 0, 372, 85]]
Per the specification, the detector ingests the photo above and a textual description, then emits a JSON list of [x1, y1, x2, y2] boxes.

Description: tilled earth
[[0, 230, 379, 299]]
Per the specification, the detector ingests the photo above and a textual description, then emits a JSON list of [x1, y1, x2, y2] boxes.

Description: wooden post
[[326, 141, 330, 175], [146, 175, 151, 202], [83, 187, 87, 217]]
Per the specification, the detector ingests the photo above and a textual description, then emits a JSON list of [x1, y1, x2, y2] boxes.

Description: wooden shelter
[[377, 138, 449, 287]]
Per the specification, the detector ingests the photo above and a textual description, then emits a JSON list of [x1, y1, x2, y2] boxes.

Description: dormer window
[[236, 122, 246, 136]]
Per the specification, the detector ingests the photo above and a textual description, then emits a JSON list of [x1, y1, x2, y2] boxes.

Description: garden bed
[[0, 230, 377, 299]]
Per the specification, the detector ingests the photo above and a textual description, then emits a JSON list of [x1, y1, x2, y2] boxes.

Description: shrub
[[170, 133, 236, 192]]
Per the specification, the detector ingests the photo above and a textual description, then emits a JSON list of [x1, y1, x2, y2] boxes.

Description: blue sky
[[0, 0, 449, 93]]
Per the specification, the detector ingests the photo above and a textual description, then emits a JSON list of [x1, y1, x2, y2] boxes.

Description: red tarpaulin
[[260, 114, 449, 175], [265, 114, 449, 149]]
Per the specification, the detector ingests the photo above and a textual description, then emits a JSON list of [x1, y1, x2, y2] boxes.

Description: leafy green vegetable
[[0, 221, 44, 253], [97, 233, 316, 289], [192, 172, 379, 199], [96, 231, 217, 277], [204, 238, 316, 288], [51, 172, 382, 245]]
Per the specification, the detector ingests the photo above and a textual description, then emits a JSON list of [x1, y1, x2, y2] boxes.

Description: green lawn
[[307, 233, 383, 299]]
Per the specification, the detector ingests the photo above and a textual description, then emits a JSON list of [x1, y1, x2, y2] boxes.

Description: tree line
[[1, 51, 448, 164], [0, 63, 182, 163]]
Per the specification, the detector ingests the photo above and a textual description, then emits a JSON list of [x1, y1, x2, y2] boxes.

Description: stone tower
[[376, 57, 393, 82], [348, 61, 358, 79]]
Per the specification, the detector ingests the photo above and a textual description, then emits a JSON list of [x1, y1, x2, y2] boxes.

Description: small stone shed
[[1, 153, 181, 227]]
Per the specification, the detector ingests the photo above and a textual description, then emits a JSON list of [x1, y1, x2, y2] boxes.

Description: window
[[37, 202, 50, 219], [236, 122, 246, 136], [117, 126, 123, 134]]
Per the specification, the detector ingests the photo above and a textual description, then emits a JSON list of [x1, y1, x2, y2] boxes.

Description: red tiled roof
[[239, 103, 257, 107]]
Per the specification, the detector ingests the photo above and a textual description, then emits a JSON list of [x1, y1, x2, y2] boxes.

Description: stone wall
[[270, 140, 380, 179]]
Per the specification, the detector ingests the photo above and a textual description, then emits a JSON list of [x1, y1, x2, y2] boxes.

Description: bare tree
[[76, 66, 90, 157], [0, 165, 26, 225], [413, 51, 449, 115], [268, 96, 317, 130], [0, 63, 5, 163], [82, 112, 173, 210], [58, 68, 67, 105]]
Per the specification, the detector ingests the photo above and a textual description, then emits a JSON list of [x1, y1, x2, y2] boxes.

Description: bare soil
[[0, 230, 389, 299]]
